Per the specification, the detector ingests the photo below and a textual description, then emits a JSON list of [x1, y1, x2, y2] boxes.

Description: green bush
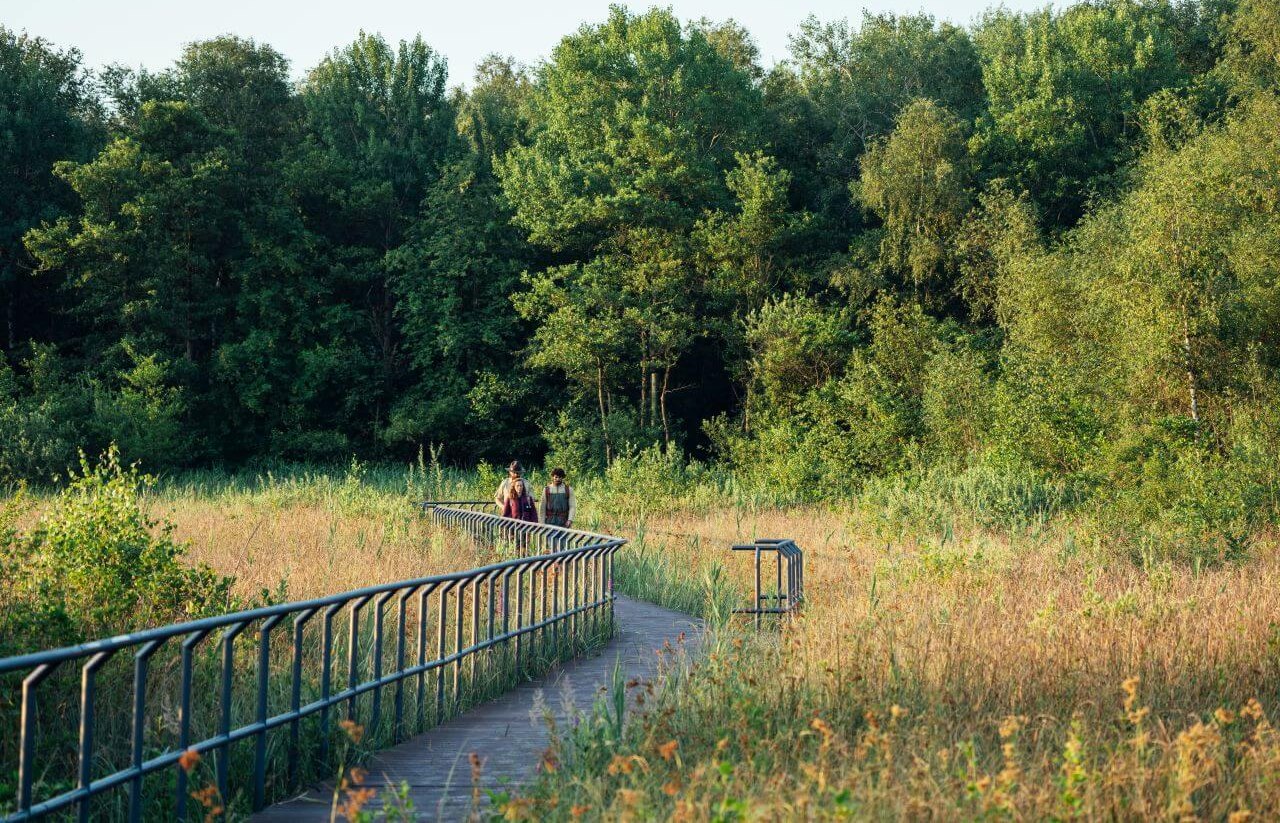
[[0, 346, 95, 484], [0, 447, 236, 656], [1092, 419, 1261, 565]]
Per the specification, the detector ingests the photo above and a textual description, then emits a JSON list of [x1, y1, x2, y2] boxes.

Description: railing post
[[436, 581, 453, 725], [453, 579, 467, 714], [394, 588, 413, 743], [177, 630, 209, 821], [254, 615, 285, 812], [416, 584, 436, 734], [78, 650, 114, 823], [319, 603, 342, 767], [515, 566, 526, 679], [288, 611, 316, 790], [371, 591, 394, 742], [217, 624, 247, 812]]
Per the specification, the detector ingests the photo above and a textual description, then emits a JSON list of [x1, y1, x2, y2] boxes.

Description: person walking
[[501, 478, 539, 523], [541, 468, 575, 528], [500, 477, 539, 551], [494, 460, 528, 509]]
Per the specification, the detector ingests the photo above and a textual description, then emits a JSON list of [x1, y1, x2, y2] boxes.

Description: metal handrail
[[0, 505, 623, 821], [418, 500, 493, 511], [731, 538, 804, 627]]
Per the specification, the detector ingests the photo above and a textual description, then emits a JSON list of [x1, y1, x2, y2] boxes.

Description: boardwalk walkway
[[254, 596, 701, 821]]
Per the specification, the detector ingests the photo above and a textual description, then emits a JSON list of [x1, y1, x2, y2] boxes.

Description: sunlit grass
[[508, 498, 1280, 820]]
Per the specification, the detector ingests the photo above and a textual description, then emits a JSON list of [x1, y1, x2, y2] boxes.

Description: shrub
[[0, 447, 236, 656], [0, 345, 94, 484], [1093, 418, 1262, 565]]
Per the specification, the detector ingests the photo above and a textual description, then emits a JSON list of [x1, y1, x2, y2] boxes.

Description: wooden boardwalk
[[254, 596, 701, 821]]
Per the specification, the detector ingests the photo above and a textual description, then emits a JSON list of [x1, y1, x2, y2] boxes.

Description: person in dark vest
[[541, 468, 575, 528]]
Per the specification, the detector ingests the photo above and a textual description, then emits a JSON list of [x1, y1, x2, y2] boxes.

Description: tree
[[1222, 0, 1280, 92], [696, 152, 812, 409], [290, 32, 454, 447], [500, 6, 764, 452], [973, 0, 1188, 226], [25, 38, 305, 462], [0, 28, 101, 355], [789, 12, 983, 226], [387, 56, 538, 459], [855, 98, 972, 302]]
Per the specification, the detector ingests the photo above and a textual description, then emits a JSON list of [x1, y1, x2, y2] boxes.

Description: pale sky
[[4, 0, 1055, 85]]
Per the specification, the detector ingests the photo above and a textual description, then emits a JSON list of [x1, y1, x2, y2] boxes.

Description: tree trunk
[[5, 283, 15, 353], [639, 331, 647, 428], [596, 361, 613, 464], [650, 370, 658, 433], [639, 367, 647, 428], [659, 366, 672, 446], [1183, 312, 1199, 426]]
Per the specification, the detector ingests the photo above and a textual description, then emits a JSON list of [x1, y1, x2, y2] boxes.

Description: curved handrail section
[[0, 505, 624, 821]]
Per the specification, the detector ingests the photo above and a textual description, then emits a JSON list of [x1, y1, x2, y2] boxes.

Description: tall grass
[[8, 450, 1279, 820], [501, 490, 1280, 820], [0, 456, 613, 820]]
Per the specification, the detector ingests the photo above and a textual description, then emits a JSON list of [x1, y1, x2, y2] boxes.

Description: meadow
[[501, 468, 1280, 821], [5, 451, 1280, 821], [149, 460, 1280, 821]]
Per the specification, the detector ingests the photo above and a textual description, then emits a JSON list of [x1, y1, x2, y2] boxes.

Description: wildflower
[[656, 740, 679, 761], [337, 787, 377, 821], [570, 804, 592, 818], [608, 754, 649, 775], [191, 785, 219, 808], [339, 719, 364, 744], [1241, 698, 1265, 722], [890, 704, 907, 721], [616, 788, 642, 807], [1229, 810, 1252, 823], [501, 797, 535, 820], [998, 716, 1025, 739], [811, 717, 834, 742], [1215, 708, 1237, 725], [663, 779, 682, 796], [178, 748, 201, 773]]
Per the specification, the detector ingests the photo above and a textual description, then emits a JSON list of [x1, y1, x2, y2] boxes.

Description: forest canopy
[[3, 0, 1279, 558]]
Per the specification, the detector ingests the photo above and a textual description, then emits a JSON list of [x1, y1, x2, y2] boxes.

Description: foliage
[[0, 27, 101, 357], [0, 447, 234, 656], [2, 0, 1278, 568], [855, 98, 972, 300]]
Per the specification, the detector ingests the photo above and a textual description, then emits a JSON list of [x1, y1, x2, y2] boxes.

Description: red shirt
[[502, 493, 538, 523]]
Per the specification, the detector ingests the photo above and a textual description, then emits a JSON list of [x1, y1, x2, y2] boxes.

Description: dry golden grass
[[18, 462, 1275, 819], [142, 476, 493, 602], [514, 503, 1280, 820], [158, 498, 457, 599]]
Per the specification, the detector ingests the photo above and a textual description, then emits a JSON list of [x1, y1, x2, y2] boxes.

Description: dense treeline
[[3, 0, 1279, 557]]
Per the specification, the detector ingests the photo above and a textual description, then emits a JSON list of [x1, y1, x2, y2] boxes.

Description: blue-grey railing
[[0, 505, 623, 821], [731, 538, 804, 627]]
